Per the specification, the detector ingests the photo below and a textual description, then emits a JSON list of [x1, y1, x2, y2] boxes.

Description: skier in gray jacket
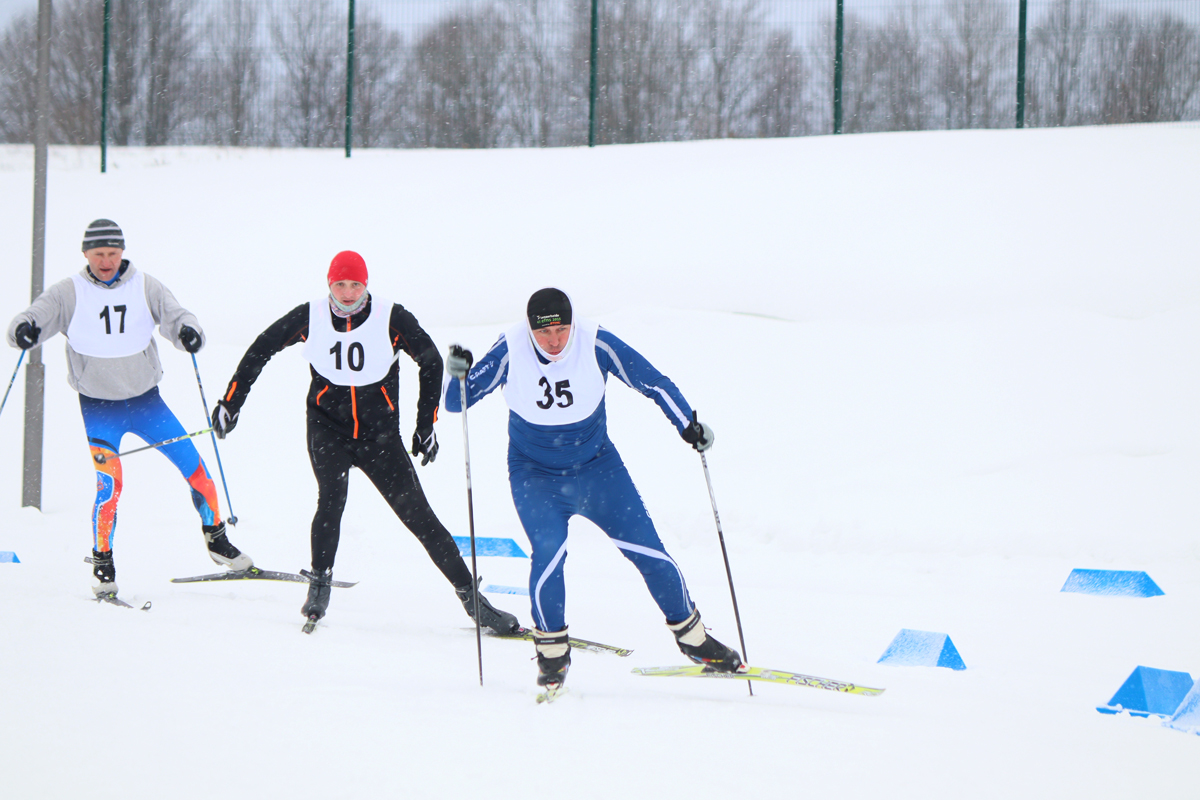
[[6, 219, 252, 601]]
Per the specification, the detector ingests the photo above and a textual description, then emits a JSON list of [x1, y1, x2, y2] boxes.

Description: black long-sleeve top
[[220, 296, 443, 442]]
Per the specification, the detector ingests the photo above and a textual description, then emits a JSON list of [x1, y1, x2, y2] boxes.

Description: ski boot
[[91, 549, 118, 597], [455, 577, 521, 634], [668, 609, 744, 673], [533, 628, 572, 688], [301, 568, 334, 621], [202, 522, 253, 571]]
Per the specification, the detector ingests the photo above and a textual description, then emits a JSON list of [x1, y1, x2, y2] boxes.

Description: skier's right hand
[[446, 344, 473, 379], [211, 401, 239, 439], [13, 320, 40, 350], [681, 411, 715, 453]]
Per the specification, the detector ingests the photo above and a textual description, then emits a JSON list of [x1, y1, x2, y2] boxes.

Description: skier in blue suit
[[444, 287, 743, 690]]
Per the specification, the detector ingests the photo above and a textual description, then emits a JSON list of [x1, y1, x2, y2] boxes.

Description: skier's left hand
[[412, 425, 439, 465], [179, 325, 203, 353], [681, 411, 714, 452]]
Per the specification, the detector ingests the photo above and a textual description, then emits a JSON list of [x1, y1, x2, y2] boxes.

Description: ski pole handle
[[93, 427, 215, 464]]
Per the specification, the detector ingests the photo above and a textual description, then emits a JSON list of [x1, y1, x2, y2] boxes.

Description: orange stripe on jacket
[[351, 386, 358, 438], [316, 385, 328, 406], [380, 386, 395, 411], [224, 381, 237, 402]]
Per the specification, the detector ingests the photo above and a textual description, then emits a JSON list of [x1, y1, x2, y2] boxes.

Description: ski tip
[[536, 684, 567, 704]]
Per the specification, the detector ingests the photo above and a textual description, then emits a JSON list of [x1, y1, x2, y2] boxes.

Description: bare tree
[[1028, 0, 1094, 127], [0, 11, 37, 143], [141, 0, 195, 145], [270, 0, 346, 147], [197, 0, 261, 146], [351, 14, 406, 148], [937, 0, 1012, 129], [813, 12, 880, 133], [591, 0, 696, 144], [873, 3, 933, 131], [1094, 13, 1200, 124], [406, 7, 511, 148], [503, 0, 570, 147], [745, 29, 809, 138], [692, 0, 763, 139]]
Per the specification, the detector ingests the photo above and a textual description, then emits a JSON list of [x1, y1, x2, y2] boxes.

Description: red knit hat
[[328, 251, 368, 285]]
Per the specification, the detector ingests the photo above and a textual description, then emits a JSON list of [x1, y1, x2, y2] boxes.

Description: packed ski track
[[1, 124, 1198, 799]]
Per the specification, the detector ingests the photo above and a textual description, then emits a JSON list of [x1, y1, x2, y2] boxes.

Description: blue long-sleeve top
[[445, 327, 693, 469]]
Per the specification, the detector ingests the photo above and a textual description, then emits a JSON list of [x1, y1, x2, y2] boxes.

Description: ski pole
[[0, 350, 26, 419], [93, 427, 215, 464], [190, 353, 238, 525], [698, 434, 753, 697], [459, 373, 484, 686]]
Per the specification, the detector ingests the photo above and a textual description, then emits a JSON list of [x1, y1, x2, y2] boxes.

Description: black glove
[[681, 410, 714, 452], [411, 425, 439, 466], [13, 321, 40, 350], [446, 344, 474, 379], [179, 325, 202, 354], [211, 401, 239, 439]]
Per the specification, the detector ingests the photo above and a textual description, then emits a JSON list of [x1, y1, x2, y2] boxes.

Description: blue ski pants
[[79, 387, 221, 551], [509, 438, 693, 633]]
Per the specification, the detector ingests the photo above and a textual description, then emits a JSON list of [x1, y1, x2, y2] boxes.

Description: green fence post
[[345, 0, 355, 157], [100, 0, 110, 173], [588, 0, 599, 147], [1016, 0, 1028, 128], [833, 0, 844, 134]]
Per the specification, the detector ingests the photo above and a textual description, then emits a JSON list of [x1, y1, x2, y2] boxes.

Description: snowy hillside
[[1, 124, 1198, 799]]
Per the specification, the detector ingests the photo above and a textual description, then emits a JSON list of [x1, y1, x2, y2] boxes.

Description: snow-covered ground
[[1, 124, 1197, 799]]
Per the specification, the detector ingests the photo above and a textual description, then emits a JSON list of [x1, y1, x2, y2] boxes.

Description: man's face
[[532, 323, 572, 356], [85, 247, 124, 281], [330, 280, 366, 307]]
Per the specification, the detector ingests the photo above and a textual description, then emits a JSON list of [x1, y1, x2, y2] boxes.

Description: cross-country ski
[[170, 567, 358, 588], [632, 665, 885, 696]]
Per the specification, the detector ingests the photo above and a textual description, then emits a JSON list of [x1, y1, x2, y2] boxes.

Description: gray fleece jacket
[[6, 261, 204, 401]]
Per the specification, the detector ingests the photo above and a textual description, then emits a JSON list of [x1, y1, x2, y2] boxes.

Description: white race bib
[[303, 295, 396, 386], [503, 318, 606, 425], [65, 271, 155, 358]]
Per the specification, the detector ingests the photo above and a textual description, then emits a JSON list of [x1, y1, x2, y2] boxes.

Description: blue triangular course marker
[[453, 536, 528, 558], [0, 551, 19, 563], [877, 629, 966, 670], [1166, 680, 1200, 735], [1061, 569, 1163, 597], [1096, 666, 1194, 717], [483, 584, 529, 596]]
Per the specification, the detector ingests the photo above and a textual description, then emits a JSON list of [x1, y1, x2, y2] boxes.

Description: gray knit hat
[[82, 219, 124, 252]]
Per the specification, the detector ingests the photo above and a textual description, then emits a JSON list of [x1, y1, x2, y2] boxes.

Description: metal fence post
[[588, 0, 599, 147], [25, 0, 51, 510], [1016, 0, 1028, 128], [100, 0, 110, 173], [833, 0, 845, 134], [345, 0, 356, 157]]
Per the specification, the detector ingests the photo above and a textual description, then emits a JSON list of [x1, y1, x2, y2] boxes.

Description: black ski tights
[[306, 423, 471, 586]]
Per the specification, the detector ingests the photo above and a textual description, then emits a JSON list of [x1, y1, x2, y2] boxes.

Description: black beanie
[[82, 219, 125, 252], [527, 288, 572, 330]]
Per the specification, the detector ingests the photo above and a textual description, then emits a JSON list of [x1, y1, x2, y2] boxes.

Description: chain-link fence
[[0, 0, 1197, 149]]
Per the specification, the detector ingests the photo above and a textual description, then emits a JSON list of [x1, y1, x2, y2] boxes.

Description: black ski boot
[[668, 609, 744, 673], [456, 577, 521, 634], [91, 549, 117, 597], [533, 628, 571, 687], [203, 522, 253, 571], [301, 568, 334, 621]]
